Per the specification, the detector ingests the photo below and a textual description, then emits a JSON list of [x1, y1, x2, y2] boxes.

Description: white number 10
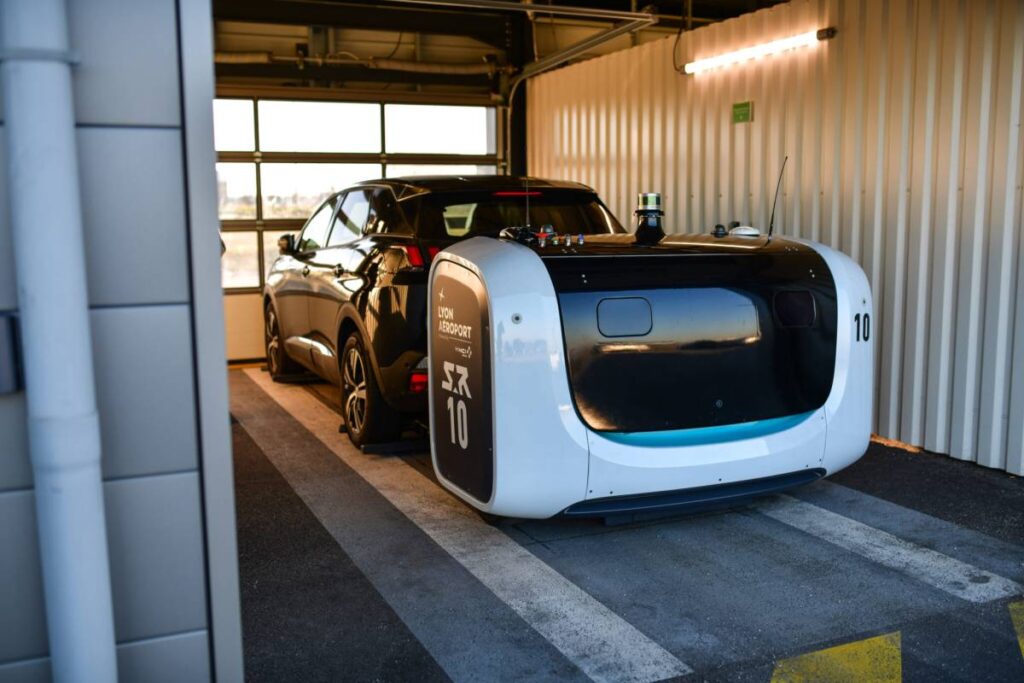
[[446, 396, 469, 449]]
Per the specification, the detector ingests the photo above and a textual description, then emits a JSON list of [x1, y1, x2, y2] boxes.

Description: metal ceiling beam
[[520, 14, 656, 79], [392, 0, 653, 22], [386, 0, 658, 81], [212, 0, 510, 48], [216, 83, 499, 106], [215, 62, 495, 87]]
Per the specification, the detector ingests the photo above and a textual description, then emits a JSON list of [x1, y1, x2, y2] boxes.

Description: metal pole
[[0, 0, 118, 680]]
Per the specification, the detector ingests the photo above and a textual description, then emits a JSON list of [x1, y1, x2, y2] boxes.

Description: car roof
[[353, 174, 595, 195]]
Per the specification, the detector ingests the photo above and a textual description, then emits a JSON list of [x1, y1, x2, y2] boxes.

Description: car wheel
[[341, 334, 400, 447], [264, 303, 302, 381]]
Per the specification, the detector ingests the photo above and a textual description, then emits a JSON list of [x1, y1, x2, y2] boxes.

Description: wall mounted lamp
[[683, 27, 837, 75]]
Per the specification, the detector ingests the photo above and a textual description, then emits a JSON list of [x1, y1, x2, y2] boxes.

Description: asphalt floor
[[229, 369, 1024, 682]]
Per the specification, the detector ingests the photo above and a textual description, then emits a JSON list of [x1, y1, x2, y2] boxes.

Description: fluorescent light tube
[[684, 29, 830, 75]]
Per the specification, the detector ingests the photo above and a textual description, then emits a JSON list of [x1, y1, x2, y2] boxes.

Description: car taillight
[[408, 370, 428, 393], [400, 245, 425, 268], [427, 246, 441, 260]]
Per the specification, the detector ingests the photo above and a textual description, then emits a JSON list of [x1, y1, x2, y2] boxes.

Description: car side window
[[370, 188, 411, 234], [328, 190, 372, 246], [297, 200, 335, 252]]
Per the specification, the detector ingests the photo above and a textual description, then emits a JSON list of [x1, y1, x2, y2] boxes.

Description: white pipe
[[394, 0, 654, 22], [0, 1, 118, 681], [213, 50, 503, 76]]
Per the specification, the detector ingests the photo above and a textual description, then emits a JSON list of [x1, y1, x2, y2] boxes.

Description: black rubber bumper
[[561, 468, 827, 518]]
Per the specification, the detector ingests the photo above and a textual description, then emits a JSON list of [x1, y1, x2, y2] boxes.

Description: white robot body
[[428, 233, 873, 519]]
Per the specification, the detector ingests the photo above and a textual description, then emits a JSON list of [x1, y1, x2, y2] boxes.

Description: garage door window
[[213, 99, 255, 151], [220, 232, 260, 288], [216, 163, 257, 219], [258, 101, 381, 153], [384, 104, 495, 155], [218, 97, 500, 293], [260, 163, 380, 219]]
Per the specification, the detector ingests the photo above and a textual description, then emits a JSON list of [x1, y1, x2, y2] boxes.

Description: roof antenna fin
[[767, 156, 788, 240]]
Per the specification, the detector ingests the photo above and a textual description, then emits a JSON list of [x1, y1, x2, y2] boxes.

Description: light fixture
[[683, 27, 837, 75]]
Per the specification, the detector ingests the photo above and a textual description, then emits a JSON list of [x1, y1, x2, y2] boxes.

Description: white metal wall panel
[[527, 0, 1024, 474]]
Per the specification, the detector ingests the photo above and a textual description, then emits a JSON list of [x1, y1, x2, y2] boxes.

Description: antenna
[[524, 176, 531, 229], [767, 155, 788, 239]]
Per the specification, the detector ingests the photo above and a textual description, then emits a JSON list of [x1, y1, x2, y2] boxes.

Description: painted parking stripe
[[792, 481, 1024, 582], [758, 496, 1023, 603], [245, 369, 692, 683], [770, 632, 901, 682], [233, 374, 587, 682]]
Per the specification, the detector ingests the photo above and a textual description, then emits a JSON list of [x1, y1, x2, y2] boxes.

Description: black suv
[[263, 175, 624, 446]]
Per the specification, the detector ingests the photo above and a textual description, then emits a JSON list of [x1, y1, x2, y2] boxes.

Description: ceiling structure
[[212, 0, 788, 102]]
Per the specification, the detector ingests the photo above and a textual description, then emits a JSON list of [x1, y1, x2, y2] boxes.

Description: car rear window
[[410, 190, 625, 239]]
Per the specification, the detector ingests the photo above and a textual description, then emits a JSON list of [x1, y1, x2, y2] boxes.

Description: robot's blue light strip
[[598, 411, 816, 448]]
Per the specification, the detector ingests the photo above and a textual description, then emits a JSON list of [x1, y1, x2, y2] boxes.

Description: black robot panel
[[543, 245, 838, 433], [430, 261, 494, 503]]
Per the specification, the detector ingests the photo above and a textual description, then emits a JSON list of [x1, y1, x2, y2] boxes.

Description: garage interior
[[1, 0, 1023, 682]]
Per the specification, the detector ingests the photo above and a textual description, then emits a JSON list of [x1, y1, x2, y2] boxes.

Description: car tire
[[264, 302, 303, 381], [340, 334, 401, 448]]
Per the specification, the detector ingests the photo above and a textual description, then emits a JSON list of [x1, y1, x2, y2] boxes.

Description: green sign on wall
[[732, 101, 754, 124]]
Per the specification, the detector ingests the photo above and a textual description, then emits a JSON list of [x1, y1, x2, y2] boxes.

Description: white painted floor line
[[245, 369, 692, 683], [758, 495, 1023, 603]]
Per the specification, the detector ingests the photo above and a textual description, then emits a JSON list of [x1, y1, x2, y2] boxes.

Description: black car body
[[263, 175, 625, 446]]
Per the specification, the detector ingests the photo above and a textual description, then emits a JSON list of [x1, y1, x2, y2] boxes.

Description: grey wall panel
[[527, 0, 1024, 474], [0, 632, 209, 683], [117, 630, 210, 683], [0, 474, 207, 666], [0, 491, 48, 664], [104, 472, 208, 642], [0, 131, 14, 312], [67, 0, 181, 127], [0, 394, 30, 492], [91, 305, 198, 480], [0, 658, 49, 683], [78, 128, 190, 307], [0, 303, 200, 491]]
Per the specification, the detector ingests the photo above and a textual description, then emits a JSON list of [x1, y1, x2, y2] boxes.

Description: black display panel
[[430, 261, 493, 503], [544, 247, 837, 433]]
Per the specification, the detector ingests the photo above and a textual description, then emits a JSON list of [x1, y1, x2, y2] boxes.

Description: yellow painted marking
[[1011, 601, 1024, 660], [771, 632, 901, 683]]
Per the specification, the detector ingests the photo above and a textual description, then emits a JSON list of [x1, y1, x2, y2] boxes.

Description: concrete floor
[[229, 368, 1024, 682]]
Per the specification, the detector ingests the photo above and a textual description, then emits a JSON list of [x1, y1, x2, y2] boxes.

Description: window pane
[[385, 164, 496, 177], [329, 191, 371, 246], [221, 231, 260, 288], [258, 100, 381, 153], [216, 163, 257, 219], [384, 104, 494, 155], [298, 201, 335, 252], [213, 99, 255, 151], [260, 163, 380, 219], [262, 230, 291, 279]]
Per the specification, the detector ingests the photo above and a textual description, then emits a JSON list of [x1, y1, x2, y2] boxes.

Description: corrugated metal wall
[[527, 0, 1024, 474]]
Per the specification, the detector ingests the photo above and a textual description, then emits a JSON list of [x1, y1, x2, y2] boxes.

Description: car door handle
[[302, 265, 310, 277]]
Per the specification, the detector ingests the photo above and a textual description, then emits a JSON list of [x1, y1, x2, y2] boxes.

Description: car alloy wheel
[[342, 345, 368, 435]]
